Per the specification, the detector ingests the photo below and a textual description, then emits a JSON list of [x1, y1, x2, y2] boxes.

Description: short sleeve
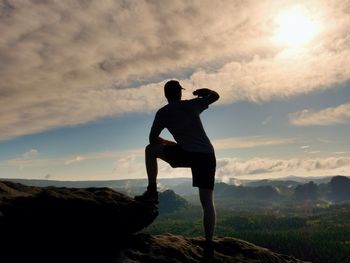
[[191, 98, 209, 113]]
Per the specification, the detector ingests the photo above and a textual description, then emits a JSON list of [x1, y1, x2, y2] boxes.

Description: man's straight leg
[[145, 144, 160, 186], [199, 188, 216, 241]]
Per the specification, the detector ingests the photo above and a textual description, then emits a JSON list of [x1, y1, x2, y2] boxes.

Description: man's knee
[[145, 144, 153, 155], [145, 143, 164, 157], [199, 189, 214, 206]]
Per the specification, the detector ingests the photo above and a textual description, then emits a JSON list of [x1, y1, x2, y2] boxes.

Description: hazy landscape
[[3, 175, 349, 263]]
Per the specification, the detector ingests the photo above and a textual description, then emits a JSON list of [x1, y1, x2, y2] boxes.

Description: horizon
[[2, 174, 348, 183], [1, 1, 350, 181]]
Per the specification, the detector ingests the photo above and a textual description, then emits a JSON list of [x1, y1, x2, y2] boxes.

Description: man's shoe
[[134, 190, 159, 204], [203, 240, 214, 258]]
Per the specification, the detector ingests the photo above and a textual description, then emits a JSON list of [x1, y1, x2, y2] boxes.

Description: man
[[135, 80, 219, 243]]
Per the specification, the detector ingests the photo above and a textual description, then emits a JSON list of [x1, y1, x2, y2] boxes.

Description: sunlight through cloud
[[273, 5, 320, 46]]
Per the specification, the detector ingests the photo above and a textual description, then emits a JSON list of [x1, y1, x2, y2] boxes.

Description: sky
[[1, 0, 350, 182]]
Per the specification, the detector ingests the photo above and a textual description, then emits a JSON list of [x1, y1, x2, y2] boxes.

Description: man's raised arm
[[193, 88, 220, 105]]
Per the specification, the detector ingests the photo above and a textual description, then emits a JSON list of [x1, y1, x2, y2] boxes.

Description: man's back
[[151, 98, 214, 153]]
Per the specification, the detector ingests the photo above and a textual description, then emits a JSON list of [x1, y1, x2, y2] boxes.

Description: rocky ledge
[[0, 180, 308, 262], [118, 233, 308, 263]]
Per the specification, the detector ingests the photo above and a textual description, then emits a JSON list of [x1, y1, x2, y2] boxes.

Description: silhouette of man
[[135, 80, 219, 242]]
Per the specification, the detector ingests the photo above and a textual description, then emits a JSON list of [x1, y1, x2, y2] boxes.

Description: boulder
[[0, 180, 158, 262]]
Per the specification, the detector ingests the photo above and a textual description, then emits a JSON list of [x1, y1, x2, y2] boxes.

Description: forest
[[144, 177, 350, 263], [144, 202, 350, 263]]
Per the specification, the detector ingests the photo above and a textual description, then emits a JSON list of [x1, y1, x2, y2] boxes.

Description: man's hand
[[193, 88, 211, 97], [193, 88, 220, 104], [156, 137, 177, 146]]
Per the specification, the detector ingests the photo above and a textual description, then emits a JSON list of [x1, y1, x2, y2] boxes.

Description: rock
[[117, 233, 309, 263], [0, 180, 158, 262]]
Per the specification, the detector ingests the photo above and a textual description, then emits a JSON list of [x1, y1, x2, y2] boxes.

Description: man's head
[[164, 80, 184, 102]]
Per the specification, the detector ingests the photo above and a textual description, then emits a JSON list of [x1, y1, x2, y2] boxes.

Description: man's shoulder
[[157, 104, 169, 113], [155, 104, 171, 119], [156, 99, 202, 113]]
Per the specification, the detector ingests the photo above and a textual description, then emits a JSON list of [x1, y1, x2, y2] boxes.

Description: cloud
[[1, 0, 350, 140], [113, 154, 146, 178], [262, 116, 272, 125], [307, 151, 321, 154], [1, 148, 143, 169], [65, 155, 85, 165], [299, 145, 321, 155], [300, 145, 310, 149], [289, 103, 350, 126], [23, 149, 39, 159], [0, 148, 39, 170], [216, 156, 350, 179], [333, 151, 348, 155], [114, 154, 137, 170], [213, 136, 295, 150]]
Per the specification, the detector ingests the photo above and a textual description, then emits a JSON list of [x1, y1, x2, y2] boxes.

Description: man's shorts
[[163, 145, 216, 190]]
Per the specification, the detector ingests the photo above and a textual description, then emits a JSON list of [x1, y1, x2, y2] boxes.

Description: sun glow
[[274, 6, 319, 46]]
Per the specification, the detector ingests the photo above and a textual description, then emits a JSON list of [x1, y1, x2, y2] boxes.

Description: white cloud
[[213, 136, 295, 150], [289, 103, 350, 126], [307, 151, 321, 154], [5, 148, 39, 170], [216, 156, 350, 179], [65, 155, 85, 165], [1, 148, 143, 169], [112, 152, 192, 179], [1, 0, 350, 140], [113, 154, 144, 178], [333, 151, 348, 155], [300, 145, 310, 149], [262, 116, 272, 125], [23, 149, 39, 159]]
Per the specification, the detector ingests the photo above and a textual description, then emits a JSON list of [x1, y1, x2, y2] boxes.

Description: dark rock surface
[[115, 233, 308, 263], [0, 180, 158, 262], [0, 180, 309, 263]]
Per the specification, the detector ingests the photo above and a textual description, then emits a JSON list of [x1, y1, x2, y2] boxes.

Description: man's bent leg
[[199, 188, 216, 241], [145, 143, 164, 187], [135, 144, 165, 202]]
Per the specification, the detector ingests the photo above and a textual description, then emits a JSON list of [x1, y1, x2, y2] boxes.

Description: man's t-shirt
[[150, 97, 214, 153]]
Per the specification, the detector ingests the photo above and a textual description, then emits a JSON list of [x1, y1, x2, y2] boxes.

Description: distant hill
[[213, 176, 350, 204], [245, 179, 301, 188], [294, 181, 319, 201], [215, 183, 280, 201], [0, 177, 191, 189], [244, 176, 336, 187], [158, 189, 189, 214], [329, 175, 350, 202], [2, 176, 349, 204]]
